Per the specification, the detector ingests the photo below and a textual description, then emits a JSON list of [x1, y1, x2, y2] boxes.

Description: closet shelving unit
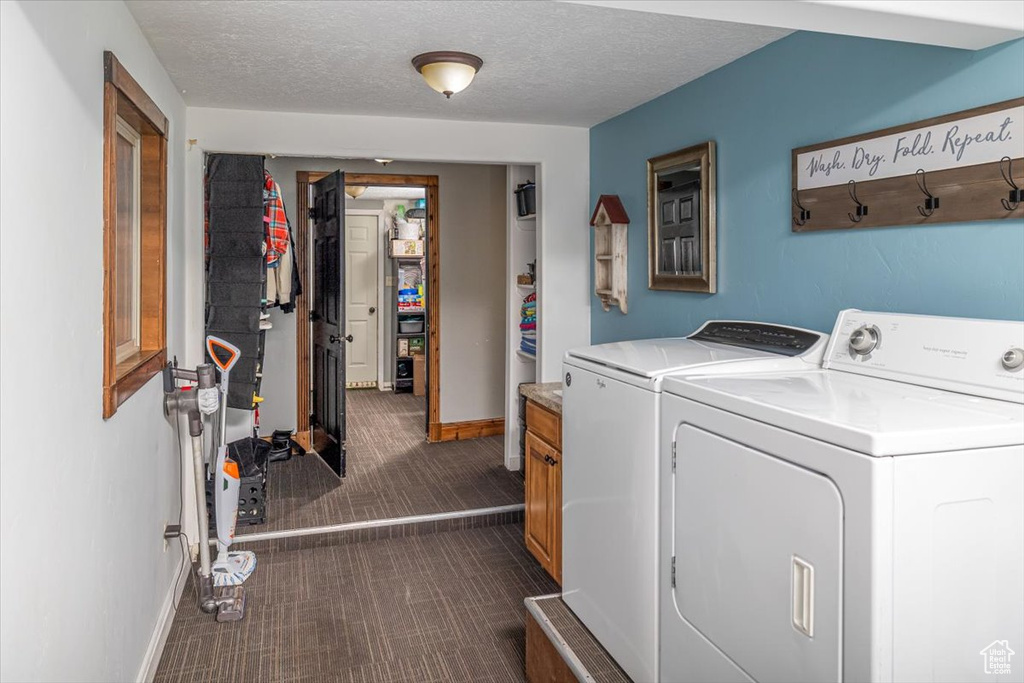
[[392, 254, 426, 394], [390, 211, 426, 394], [505, 164, 540, 471]]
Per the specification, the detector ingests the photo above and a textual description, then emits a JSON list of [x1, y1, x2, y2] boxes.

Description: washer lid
[[564, 337, 777, 378], [666, 370, 1024, 456]]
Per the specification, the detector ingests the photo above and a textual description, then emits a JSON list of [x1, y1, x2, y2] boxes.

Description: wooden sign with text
[[791, 98, 1024, 232]]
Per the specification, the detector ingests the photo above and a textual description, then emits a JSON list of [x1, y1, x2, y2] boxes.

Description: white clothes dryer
[[659, 310, 1024, 683]]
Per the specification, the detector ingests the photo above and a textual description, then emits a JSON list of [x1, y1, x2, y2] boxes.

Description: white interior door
[[344, 213, 379, 386]]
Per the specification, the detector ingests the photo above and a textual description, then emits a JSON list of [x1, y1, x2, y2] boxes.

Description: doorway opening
[[218, 156, 520, 540], [295, 172, 441, 451], [344, 184, 432, 466]]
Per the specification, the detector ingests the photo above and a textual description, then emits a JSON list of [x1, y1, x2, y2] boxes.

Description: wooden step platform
[[525, 594, 630, 683]]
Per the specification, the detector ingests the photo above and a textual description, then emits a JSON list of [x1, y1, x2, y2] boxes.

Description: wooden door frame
[[295, 172, 443, 442]]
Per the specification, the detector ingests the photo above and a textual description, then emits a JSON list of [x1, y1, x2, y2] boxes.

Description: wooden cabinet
[[525, 400, 562, 584]]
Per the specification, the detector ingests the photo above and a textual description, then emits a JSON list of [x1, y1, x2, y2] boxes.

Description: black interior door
[[311, 171, 347, 477]]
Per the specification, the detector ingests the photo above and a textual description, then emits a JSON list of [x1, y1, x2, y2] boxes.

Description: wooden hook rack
[[792, 98, 1024, 232]]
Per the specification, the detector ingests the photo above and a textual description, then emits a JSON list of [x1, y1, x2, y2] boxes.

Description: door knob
[[329, 334, 342, 344], [369, 307, 376, 314], [346, 334, 354, 343]]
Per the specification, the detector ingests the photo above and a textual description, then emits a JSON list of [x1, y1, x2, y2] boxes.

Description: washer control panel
[[691, 321, 823, 357], [825, 309, 1024, 403]]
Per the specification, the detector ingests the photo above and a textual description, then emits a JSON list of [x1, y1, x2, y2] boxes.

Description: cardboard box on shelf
[[390, 239, 424, 257]]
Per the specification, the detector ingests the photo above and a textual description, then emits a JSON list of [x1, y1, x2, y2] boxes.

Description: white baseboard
[[379, 382, 393, 391], [137, 553, 190, 683]]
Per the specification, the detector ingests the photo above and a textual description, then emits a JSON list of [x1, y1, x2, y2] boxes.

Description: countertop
[[520, 382, 562, 415]]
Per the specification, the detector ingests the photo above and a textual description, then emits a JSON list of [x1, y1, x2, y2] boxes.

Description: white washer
[[659, 310, 1024, 683], [562, 321, 830, 683]]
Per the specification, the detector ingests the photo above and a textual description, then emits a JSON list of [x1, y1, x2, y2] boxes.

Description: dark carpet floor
[[155, 524, 558, 682], [240, 389, 523, 535]]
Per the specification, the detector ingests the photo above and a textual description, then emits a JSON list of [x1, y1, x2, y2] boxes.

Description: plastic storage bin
[[399, 318, 424, 334]]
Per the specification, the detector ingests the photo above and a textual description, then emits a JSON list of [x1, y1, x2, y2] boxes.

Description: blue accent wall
[[590, 32, 1024, 343]]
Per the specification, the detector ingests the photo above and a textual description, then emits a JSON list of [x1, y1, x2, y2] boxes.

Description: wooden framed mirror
[[647, 141, 717, 293]]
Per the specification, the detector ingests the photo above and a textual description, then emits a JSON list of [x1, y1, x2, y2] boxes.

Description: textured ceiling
[[126, 0, 790, 127]]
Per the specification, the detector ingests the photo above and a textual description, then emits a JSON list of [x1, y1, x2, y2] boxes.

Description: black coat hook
[[915, 169, 940, 218], [1000, 156, 1023, 211], [792, 188, 811, 226], [848, 179, 868, 223]]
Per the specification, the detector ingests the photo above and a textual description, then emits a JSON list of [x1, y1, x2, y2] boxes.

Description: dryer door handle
[[792, 556, 815, 638]]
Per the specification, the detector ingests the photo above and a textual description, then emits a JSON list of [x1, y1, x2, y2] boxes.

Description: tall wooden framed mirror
[[647, 141, 717, 293]]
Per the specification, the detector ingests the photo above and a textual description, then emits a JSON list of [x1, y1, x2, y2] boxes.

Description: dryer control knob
[[1002, 348, 1024, 371], [849, 326, 879, 355]]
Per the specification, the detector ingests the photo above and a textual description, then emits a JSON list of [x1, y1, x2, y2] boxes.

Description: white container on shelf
[[396, 221, 419, 240]]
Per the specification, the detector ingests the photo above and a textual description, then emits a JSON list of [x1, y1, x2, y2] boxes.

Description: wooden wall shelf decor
[[590, 194, 629, 313], [792, 98, 1024, 232]]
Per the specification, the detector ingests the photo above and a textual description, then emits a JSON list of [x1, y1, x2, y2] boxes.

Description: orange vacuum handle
[[206, 336, 241, 374]]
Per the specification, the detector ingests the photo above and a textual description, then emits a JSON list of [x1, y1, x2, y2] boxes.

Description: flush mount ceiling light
[[374, 158, 393, 166], [345, 185, 366, 199], [411, 51, 483, 99]]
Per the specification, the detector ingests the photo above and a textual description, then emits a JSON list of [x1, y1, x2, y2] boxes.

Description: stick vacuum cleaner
[[162, 335, 257, 622], [205, 336, 257, 589]]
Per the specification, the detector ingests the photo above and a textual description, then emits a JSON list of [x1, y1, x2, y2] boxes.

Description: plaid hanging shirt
[[264, 171, 290, 265]]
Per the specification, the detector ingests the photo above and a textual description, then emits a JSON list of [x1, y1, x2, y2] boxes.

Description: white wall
[[185, 108, 591, 410], [259, 156, 508, 428], [0, 2, 188, 682]]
